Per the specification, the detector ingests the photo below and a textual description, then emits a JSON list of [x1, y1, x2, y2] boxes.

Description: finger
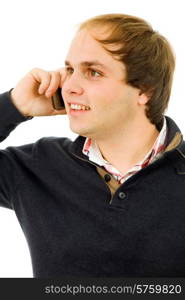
[[45, 71, 61, 98], [30, 68, 52, 95], [57, 68, 67, 88]]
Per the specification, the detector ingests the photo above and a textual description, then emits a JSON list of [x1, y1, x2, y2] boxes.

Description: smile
[[70, 103, 90, 110]]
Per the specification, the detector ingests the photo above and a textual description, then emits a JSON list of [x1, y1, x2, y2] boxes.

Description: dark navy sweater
[[1, 90, 185, 278]]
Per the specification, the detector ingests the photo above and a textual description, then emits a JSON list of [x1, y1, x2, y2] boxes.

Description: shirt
[[83, 117, 167, 184]]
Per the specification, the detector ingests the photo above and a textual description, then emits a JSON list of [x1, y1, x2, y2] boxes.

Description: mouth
[[68, 103, 91, 116]]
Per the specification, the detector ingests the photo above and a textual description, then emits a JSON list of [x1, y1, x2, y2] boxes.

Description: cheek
[[88, 84, 116, 109]]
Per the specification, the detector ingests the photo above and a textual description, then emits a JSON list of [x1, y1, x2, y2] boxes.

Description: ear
[[138, 91, 150, 105]]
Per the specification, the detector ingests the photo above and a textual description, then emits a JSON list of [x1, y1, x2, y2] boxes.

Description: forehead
[[66, 29, 122, 68]]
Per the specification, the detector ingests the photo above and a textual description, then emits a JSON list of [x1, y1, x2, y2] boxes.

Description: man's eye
[[89, 69, 102, 77], [65, 67, 74, 74]]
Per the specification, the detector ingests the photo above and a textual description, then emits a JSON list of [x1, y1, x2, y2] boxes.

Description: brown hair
[[78, 13, 175, 127]]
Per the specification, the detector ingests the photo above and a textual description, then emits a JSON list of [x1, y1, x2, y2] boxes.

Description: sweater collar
[[69, 115, 184, 162]]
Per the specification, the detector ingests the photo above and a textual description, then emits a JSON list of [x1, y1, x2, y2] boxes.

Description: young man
[[0, 13, 185, 277]]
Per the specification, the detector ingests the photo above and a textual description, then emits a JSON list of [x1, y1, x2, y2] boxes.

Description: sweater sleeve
[[0, 90, 33, 209]]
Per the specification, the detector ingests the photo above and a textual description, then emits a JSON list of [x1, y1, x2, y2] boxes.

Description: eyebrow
[[64, 60, 110, 71]]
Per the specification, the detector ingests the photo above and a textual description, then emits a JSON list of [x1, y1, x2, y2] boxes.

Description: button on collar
[[104, 173, 111, 182]]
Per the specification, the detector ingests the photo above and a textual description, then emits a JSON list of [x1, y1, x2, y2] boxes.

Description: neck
[[94, 116, 160, 174]]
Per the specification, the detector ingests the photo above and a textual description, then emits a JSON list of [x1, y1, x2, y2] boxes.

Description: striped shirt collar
[[82, 116, 167, 183]]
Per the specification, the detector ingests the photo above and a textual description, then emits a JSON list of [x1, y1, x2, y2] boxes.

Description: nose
[[62, 71, 84, 95]]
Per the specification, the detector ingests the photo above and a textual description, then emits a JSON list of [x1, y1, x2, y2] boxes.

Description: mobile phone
[[51, 87, 65, 110]]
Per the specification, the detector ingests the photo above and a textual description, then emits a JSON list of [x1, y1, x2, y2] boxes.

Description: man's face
[[62, 29, 141, 140]]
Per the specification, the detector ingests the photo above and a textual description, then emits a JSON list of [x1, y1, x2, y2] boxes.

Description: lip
[[67, 102, 91, 116], [69, 106, 91, 116]]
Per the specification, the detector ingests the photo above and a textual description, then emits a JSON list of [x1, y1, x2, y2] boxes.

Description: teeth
[[70, 103, 90, 110]]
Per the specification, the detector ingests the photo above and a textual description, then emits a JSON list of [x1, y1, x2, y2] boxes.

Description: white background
[[0, 0, 184, 277]]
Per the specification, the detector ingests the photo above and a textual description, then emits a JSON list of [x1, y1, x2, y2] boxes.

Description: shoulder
[[34, 136, 73, 154]]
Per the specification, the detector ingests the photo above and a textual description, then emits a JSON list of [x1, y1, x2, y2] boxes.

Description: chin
[[70, 126, 89, 137], [69, 122, 97, 139]]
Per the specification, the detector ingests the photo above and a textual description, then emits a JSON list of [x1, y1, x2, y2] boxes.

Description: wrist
[[9, 88, 30, 118]]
